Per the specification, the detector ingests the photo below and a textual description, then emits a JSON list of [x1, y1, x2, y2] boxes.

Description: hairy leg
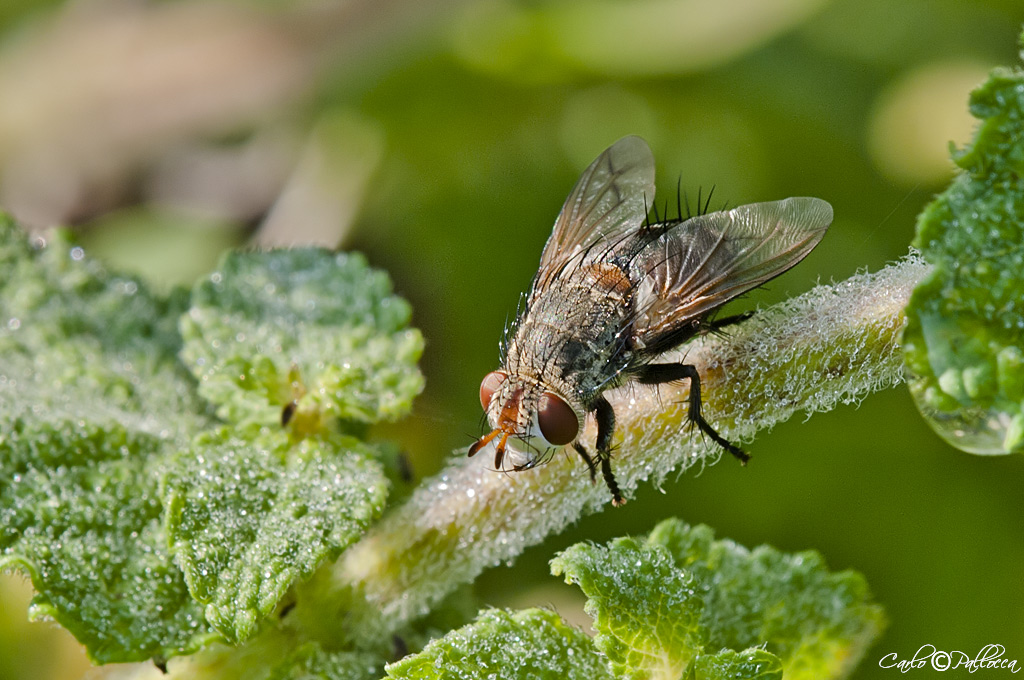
[[571, 442, 598, 482], [575, 396, 625, 506], [593, 396, 625, 506], [707, 311, 754, 331], [635, 363, 750, 463]]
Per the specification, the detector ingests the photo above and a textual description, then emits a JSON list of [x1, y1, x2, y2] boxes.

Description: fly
[[469, 136, 833, 506]]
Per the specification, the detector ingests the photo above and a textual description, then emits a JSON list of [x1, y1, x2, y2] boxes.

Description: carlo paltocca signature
[[880, 644, 1019, 673]]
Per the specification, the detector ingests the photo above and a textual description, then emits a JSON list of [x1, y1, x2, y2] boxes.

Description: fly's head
[[468, 370, 581, 472]]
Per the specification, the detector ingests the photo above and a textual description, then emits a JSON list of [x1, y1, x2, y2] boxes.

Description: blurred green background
[[0, 0, 1022, 678]]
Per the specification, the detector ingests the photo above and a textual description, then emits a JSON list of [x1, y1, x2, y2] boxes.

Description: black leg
[[600, 454, 623, 507], [635, 363, 750, 464], [572, 442, 598, 483], [592, 396, 625, 506], [573, 398, 624, 505], [707, 311, 753, 331]]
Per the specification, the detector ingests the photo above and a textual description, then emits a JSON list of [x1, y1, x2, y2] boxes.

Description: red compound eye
[[537, 392, 578, 446], [479, 371, 508, 411]]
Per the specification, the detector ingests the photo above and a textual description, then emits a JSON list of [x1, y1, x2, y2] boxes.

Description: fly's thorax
[[506, 258, 637, 405]]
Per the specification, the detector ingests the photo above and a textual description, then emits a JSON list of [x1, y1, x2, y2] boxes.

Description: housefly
[[469, 136, 832, 506]]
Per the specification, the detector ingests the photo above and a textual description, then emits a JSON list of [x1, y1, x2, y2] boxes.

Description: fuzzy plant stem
[[296, 254, 930, 646]]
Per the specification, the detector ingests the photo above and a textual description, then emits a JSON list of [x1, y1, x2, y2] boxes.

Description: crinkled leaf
[[0, 420, 216, 663], [384, 608, 614, 680], [0, 218, 423, 665], [552, 520, 882, 680], [0, 217, 217, 662], [0, 217, 187, 361], [648, 520, 884, 680], [551, 537, 704, 680], [163, 428, 389, 643], [180, 249, 424, 431], [693, 648, 783, 680], [903, 35, 1024, 454], [0, 217, 206, 428]]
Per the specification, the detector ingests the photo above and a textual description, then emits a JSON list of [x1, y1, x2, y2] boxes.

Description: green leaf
[[383, 608, 615, 680], [902, 34, 1024, 454], [0, 216, 218, 662], [163, 428, 389, 643], [381, 519, 879, 680], [0, 217, 206, 428], [550, 538, 704, 680], [180, 249, 424, 432], [0, 218, 427, 664], [692, 648, 782, 680], [648, 520, 884, 680], [552, 520, 883, 680], [0, 217, 183, 357], [0, 420, 217, 663]]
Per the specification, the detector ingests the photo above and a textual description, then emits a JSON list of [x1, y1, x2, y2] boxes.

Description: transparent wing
[[632, 197, 833, 348], [530, 136, 655, 295]]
